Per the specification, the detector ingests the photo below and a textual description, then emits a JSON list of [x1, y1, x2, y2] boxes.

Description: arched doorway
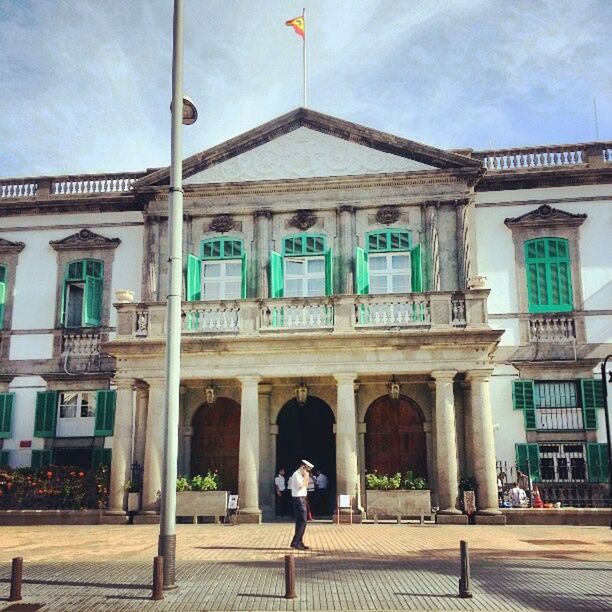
[[191, 397, 240, 493], [365, 395, 427, 478], [276, 396, 335, 516]]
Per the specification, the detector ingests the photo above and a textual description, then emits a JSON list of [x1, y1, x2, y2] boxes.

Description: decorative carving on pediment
[[504, 204, 587, 228], [209, 214, 234, 233], [0, 237, 25, 253], [375, 206, 400, 225], [289, 210, 317, 231], [50, 229, 121, 251], [255, 209, 273, 219]]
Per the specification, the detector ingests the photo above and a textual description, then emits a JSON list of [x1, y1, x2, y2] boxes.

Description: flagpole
[[303, 7, 307, 108]]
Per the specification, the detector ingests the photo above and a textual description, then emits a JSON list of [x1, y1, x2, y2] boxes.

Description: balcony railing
[[114, 290, 490, 341], [536, 407, 584, 431], [62, 331, 101, 356], [529, 316, 576, 342]]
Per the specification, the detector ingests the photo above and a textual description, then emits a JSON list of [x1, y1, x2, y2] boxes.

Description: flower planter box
[[366, 490, 432, 522], [175, 491, 228, 523]]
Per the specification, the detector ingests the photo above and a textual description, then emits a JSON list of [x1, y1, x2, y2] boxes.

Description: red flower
[[78, 472, 84, 478], [47, 471, 53, 478]]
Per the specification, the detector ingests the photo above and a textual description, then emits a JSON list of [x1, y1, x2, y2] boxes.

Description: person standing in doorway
[[275, 467, 288, 516], [289, 459, 314, 550]]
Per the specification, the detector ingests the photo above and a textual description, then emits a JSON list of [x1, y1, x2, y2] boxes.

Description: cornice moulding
[[504, 204, 587, 228], [50, 228, 122, 251], [0, 237, 25, 253]]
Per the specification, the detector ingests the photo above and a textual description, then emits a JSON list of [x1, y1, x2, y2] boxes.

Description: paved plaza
[[0, 523, 610, 611]]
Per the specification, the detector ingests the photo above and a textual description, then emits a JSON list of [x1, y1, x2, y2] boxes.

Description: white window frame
[[539, 443, 587, 482], [284, 256, 325, 298], [201, 259, 242, 301], [368, 252, 411, 295], [56, 391, 97, 437]]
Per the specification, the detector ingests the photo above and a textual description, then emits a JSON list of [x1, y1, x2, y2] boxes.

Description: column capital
[[258, 382, 272, 396], [239, 375, 261, 387], [430, 370, 457, 383], [423, 421, 432, 433], [465, 369, 493, 382], [182, 426, 193, 437], [337, 204, 354, 214], [113, 378, 135, 391], [255, 208, 272, 219], [334, 372, 358, 385], [145, 378, 166, 390]]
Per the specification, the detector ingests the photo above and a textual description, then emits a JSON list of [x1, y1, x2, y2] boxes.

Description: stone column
[[335, 373, 361, 514], [466, 370, 501, 515], [142, 379, 165, 513], [337, 205, 354, 294], [423, 421, 437, 505], [238, 375, 262, 521], [108, 378, 135, 514], [133, 385, 148, 471], [254, 209, 272, 298], [431, 370, 461, 514], [258, 383, 273, 516]]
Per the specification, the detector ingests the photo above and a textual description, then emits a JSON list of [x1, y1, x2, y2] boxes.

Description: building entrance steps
[[0, 524, 610, 610]]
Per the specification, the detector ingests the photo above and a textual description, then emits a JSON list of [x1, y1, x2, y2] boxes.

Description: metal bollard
[[152, 555, 164, 601], [8, 557, 23, 602], [284, 554, 297, 599], [458, 540, 473, 598]]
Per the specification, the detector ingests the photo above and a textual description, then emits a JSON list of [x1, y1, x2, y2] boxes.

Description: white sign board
[[338, 494, 352, 508], [228, 495, 239, 510]]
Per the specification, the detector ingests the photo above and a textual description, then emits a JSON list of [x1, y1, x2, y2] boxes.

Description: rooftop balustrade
[[115, 290, 490, 342]]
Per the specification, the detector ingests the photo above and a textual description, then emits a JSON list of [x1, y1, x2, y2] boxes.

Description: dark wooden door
[[365, 396, 427, 478], [191, 397, 240, 492]]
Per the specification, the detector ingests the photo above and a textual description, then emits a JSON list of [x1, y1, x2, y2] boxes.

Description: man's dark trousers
[[291, 496, 308, 546]]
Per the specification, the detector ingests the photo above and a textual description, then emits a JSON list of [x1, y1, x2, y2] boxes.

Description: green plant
[[365, 470, 428, 491], [124, 480, 141, 493], [175, 471, 221, 492], [176, 476, 192, 492], [403, 470, 427, 490]]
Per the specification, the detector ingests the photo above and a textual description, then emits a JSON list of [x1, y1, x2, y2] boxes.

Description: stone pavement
[[0, 523, 610, 611]]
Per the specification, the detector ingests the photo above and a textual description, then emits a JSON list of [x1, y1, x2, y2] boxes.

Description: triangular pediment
[[504, 204, 587, 228], [136, 108, 481, 188], [0, 237, 25, 253], [50, 229, 121, 251]]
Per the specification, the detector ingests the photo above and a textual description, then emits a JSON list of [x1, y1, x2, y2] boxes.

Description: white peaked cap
[[301, 460, 314, 470]]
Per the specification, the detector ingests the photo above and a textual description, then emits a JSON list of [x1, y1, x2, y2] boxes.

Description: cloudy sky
[[1, 0, 610, 177]]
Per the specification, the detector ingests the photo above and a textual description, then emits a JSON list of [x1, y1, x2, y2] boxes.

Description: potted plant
[[124, 480, 141, 513], [175, 471, 228, 523], [365, 470, 431, 521]]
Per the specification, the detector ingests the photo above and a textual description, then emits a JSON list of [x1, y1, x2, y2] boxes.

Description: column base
[[436, 514, 468, 525], [438, 507, 462, 515], [133, 513, 160, 525], [477, 507, 502, 516], [100, 511, 128, 525], [475, 514, 506, 525], [236, 510, 262, 524]]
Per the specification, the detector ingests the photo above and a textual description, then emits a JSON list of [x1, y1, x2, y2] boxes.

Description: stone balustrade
[[0, 172, 145, 199], [62, 331, 101, 356], [114, 290, 488, 341], [528, 316, 576, 342]]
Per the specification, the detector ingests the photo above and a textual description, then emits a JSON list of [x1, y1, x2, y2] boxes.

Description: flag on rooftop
[[285, 15, 305, 38]]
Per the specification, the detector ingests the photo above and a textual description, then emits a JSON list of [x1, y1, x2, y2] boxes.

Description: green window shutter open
[[186, 253, 201, 301], [34, 391, 58, 438], [515, 443, 540, 481], [0, 393, 14, 438], [587, 443, 609, 483], [355, 247, 369, 295], [0, 450, 9, 468], [31, 449, 52, 469], [94, 390, 116, 436], [512, 380, 536, 430], [83, 275, 103, 326], [580, 379, 602, 430], [410, 244, 422, 292], [324, 248, 333, 296], [241, 252, 248, 299], [269, 251, 284, 298], [92, 448, 112, 470], [525, 238, 573, 313]]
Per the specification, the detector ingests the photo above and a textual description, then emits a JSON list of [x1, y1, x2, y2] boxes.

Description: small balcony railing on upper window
[[536, 407, 584, 431]]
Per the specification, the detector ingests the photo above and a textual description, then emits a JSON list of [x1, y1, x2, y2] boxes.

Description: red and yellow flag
[[285, 15, 305, 38]]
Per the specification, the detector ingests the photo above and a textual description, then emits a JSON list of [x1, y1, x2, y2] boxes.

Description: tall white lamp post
[[159, 0, 197, 589]]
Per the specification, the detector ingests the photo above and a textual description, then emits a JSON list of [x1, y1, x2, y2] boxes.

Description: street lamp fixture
[[204, 382, 217, 406], [295, 380, 308, 406], [387, 376, 401, 401]]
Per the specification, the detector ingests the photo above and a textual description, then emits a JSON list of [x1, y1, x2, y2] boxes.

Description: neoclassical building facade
[[0, 109, 610, 522]]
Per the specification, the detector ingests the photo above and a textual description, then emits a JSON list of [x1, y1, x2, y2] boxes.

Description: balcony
[[536, 407, 584, 431], [528, 316, 576, 343], [115, 290, 489, 341]]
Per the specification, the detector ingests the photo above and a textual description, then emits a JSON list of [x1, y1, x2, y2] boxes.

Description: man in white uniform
[[289, 459, 314, 550], [275, 467, 288, 516]]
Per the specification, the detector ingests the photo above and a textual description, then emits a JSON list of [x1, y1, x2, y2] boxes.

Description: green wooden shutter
[[92, 448, 112, 469], [186, 254, 201, 301], [0, 393, 14, 438], [410, 244, 422, 292], [94, 390, 116, 436], [0, 450, 9, 467], [515, 443, 540, 481], [587, 443, 609, 483], [269, 251, 284, 298], [31, 449, 53, 468], [83, 275, 103, 326], [0, 278, 5, 330], [324, 248, 333, 296], [580, 379, 602, 430], [512, 380, 537, 430], [355, 247, 369, 295], [34, 391, 58, 438], [241, 252, 248, 299]]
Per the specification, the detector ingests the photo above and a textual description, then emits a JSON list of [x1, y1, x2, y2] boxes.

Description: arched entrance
[[191, 397, 240, 493], [365, 395, 427, 478], [276, 396, 335, 516]]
